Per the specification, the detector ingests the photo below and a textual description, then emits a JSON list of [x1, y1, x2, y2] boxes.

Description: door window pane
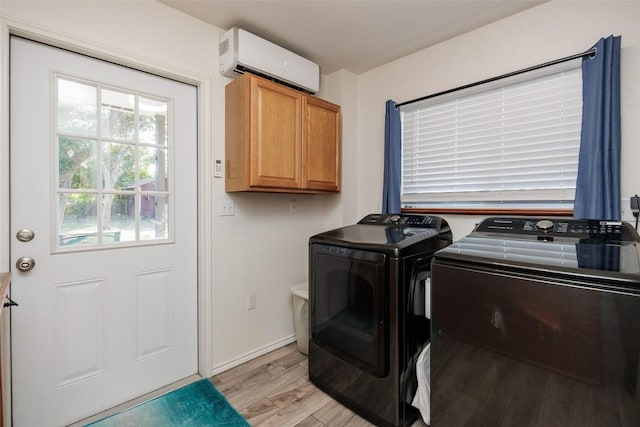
[[139, 97, 168, 145], [139, 146, 168, 192], [103, 193, 135, 243], [101, 89, 135, 141], [141, 195, 169, 241], [58, 193, 98, 247], [57, 79, 97, 136], [58, 137, 97, 189], [102, 142, 135, 190]]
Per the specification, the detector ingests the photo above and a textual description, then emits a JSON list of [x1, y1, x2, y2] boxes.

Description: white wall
[[322, 69, 361, 225], [0, 0, 349, 376], [357, 0, 640, 240]]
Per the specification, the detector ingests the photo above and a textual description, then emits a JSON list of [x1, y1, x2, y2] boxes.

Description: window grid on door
[[54, 75, 173, 250]]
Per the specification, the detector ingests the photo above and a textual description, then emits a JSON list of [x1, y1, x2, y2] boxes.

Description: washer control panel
[[475, 217, 627, 238]]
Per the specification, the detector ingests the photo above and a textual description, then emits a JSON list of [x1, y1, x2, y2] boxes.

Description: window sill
[[401, 207, 574, 217]]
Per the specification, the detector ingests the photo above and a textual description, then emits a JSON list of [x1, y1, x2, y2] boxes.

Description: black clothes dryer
[[431, 217, 640, 426], [309, 213, 452, 427]]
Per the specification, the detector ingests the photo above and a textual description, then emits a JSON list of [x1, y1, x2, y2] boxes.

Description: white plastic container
[[291, 283, 309, 355]]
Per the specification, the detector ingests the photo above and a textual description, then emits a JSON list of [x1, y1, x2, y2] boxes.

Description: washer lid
[[316, 224, 440, 247], [436, 234, 640, 281]]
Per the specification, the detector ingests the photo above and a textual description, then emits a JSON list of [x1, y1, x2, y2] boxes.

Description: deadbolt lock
[[16, 229, 35, 242]]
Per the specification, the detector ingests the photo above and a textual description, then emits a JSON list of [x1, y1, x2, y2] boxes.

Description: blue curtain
[[382, 100, 401, 213], [574, 35, 622, 220]]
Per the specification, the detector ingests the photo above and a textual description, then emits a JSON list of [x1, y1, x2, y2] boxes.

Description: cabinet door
[[303, 96, 341, 192], [250, 77, 302, 189]]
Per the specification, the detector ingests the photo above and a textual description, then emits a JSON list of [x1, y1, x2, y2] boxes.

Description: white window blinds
[[400, 64, 582, 210]]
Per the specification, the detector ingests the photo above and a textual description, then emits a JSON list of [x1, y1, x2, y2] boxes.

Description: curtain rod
[[396, 47, 597, 108]]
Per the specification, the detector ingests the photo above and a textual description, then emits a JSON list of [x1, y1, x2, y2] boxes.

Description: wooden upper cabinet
[[250, 78, 302, 189], [303, 96, 341, 192], [225, 73, 341, 193]]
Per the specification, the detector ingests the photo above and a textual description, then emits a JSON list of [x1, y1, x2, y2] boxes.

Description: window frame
[[53, 73, 175, 252], [398, 59, 583, 216]]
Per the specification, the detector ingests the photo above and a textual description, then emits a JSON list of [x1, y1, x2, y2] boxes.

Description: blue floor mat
[[86, 379, 250, 426]]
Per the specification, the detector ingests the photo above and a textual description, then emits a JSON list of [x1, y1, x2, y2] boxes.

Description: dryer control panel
[[358, 213, 442, 227]]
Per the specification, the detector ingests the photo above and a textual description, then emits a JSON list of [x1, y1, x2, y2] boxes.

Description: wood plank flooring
[[210, 343, 428, 427]]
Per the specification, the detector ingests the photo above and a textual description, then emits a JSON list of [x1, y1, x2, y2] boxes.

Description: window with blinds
[[400, 63, 582, 210]]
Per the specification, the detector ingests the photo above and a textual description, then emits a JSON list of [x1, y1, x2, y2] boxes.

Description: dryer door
[[310, 244, 388, 377]]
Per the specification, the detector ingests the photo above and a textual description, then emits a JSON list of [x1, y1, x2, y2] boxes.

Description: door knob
[[16, 257, 35, 272]]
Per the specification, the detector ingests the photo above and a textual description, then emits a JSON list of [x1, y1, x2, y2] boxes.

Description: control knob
[[535, 219, 555, 232]]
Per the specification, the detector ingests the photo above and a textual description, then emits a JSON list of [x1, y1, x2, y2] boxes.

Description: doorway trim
[[0, 14, 213, 426]]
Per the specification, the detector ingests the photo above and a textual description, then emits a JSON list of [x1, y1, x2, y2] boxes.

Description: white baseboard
[[210, 334, 297, 376]]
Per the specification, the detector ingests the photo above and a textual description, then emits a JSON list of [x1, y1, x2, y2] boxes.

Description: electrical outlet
[[214, 159, 223, 178], [622, 196, 640, 222], [218, 199, 235, 216], [289, 200, 297, 215]]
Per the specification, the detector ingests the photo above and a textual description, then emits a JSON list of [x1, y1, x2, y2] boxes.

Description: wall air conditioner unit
[[219, 27, 320, 95]]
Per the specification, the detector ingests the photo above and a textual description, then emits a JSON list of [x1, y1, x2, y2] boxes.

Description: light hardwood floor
[[210, 342, 428, 427]]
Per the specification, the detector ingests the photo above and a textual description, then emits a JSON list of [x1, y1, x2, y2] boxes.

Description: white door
[[9, 37, 198, 426]]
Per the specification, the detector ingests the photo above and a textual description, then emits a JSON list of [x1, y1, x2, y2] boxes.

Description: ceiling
[[158, 0, 546, 75]]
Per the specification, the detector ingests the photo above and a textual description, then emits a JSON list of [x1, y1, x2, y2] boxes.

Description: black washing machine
[[431, 217, 640, 426], [308, 213, 452, 427]]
